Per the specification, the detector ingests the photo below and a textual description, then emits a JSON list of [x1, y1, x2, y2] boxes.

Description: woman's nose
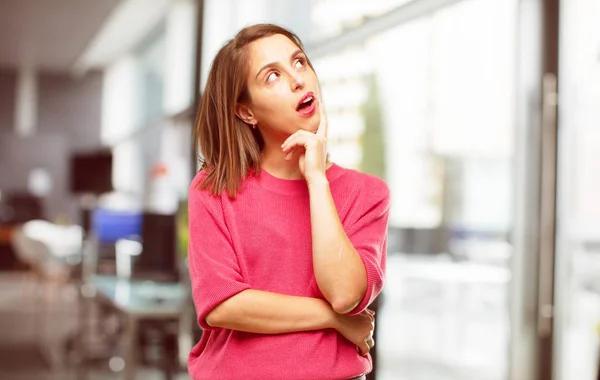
[[291, 74, 305, 91]]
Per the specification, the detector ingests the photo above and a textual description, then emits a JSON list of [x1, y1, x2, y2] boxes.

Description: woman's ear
[[235, 103, 257, 126]]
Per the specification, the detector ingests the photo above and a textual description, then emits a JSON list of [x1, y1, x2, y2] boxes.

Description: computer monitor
[[134, 212, 179, 282], [69, 151, 113, 195]]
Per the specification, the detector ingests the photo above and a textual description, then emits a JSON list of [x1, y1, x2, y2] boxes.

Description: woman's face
[[241, 34, 321, 138]]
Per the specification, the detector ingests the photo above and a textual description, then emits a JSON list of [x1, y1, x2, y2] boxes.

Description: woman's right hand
[[333, 309, 375, 356]]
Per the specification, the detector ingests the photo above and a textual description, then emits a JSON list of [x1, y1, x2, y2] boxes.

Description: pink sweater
[[187, 163, 390, 380]]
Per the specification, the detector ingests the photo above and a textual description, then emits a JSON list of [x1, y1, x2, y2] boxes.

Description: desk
[[84, 276, 188, 380]]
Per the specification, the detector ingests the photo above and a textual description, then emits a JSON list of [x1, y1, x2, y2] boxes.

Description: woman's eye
[[266, 72, 278, 83], [294, 59, 305, 69]]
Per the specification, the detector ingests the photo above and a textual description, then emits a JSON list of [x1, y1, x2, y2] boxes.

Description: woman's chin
[[301, 126, 318, 133], [303, 120, 320, 133]]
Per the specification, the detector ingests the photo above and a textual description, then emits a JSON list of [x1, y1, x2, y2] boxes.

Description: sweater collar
[[256, 163, 345, 195]]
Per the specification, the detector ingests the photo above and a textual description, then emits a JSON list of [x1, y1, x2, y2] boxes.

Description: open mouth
[[296, 92, 316, 115]]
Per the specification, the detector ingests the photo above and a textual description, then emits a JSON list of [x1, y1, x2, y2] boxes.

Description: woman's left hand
[[281, 98, 328, 185]]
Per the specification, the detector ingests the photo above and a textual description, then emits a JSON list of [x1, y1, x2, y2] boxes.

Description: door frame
[[511, 0, 560, 379]]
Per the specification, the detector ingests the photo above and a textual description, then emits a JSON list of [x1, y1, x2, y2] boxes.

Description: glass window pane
[[314, 0, 516, 378], [555, 0, 600, 378]]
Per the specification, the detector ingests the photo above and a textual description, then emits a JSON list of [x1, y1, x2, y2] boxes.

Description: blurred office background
[[0, 0, 598, 379]]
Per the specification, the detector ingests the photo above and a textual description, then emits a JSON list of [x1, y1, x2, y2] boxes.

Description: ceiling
[[0, 0, 120, 71]]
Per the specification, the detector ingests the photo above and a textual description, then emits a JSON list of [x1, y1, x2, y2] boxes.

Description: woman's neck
[[260, 147, 304, 180], [260, 146, 332, 181], [258, 130, 331, 180]]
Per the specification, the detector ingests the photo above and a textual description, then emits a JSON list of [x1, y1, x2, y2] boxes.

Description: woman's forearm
[[308, 177, 367, 314], [205, 289, 337, 334]]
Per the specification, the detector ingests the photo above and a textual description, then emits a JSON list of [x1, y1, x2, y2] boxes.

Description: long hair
[[194, 24, 314, 197]]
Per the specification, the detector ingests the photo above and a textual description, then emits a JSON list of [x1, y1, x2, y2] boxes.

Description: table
[[83, 275, 189, 380]]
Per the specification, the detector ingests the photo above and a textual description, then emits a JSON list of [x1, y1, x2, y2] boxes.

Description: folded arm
[[308, 177, 390, 315], [204, 288, 375, 354], [205, 289, 334, 333], [308, 179, 366, 313]]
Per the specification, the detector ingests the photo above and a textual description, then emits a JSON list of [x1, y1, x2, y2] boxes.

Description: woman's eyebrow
[[255, 49, 304, 79]]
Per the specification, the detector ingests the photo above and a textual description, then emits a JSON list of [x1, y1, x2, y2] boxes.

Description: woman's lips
[[297, 91, 315, 109], [296, 91, 316, 116], [297, 100, 316, 116]]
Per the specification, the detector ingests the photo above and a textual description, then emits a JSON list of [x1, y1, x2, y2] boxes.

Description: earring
[[252, 123, 256, 129]]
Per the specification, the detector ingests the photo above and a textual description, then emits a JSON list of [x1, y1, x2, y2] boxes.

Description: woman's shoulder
[[188, 168, 258, 201], [333, 165, 389, 199], [189, 169, 210, 194], [188, 169, 224, 204]]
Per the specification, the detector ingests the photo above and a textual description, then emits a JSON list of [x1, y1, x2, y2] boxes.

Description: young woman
[[188, 24, 390, 380]]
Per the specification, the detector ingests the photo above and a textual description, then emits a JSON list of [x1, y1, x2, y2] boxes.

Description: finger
[[356, 345, 366, 355], [367, 337, 375, 349], [316, 97, 328, 137], [281, 131, 302, 149], [358, 343, 370, 356], [282, 134, 313, 153], [282, 137, 304, 153], [281, 134, 297, 150], [282, 130, 313, 149]]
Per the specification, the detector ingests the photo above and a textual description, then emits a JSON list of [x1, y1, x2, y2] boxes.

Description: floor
[[0, 253, 597, 380], [377, 254, 509, 380], [0, 270, 188, 380]]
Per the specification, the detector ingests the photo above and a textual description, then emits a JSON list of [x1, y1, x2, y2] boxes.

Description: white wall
[[200, 0, 311, 89]]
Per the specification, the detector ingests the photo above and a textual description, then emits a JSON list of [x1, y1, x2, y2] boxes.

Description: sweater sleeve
[[187, 178, 251, 330], [345, 177, 390, 316]]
